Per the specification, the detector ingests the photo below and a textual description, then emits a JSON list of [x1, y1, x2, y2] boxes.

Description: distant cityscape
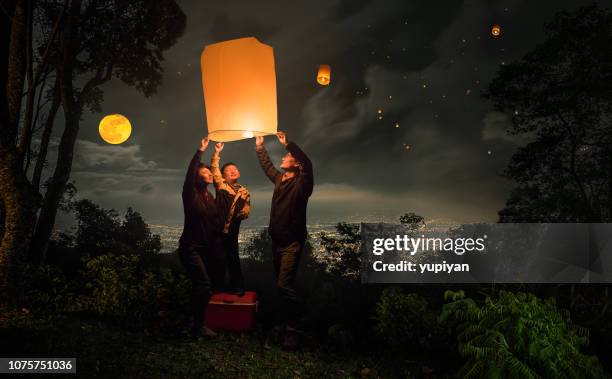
[[147, 223, 340, 255], [148, 218, 461, 255]]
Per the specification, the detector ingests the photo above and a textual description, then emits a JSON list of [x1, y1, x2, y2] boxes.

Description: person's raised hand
[[199, 136, 210, 151], [255, 135, 264, 148], [276, 131, 288, 146], [214, 142, 224, 154]]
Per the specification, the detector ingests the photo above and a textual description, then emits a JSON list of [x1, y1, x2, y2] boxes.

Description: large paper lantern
[[201, 37, 278, 142], [317, 64, 331, 85]]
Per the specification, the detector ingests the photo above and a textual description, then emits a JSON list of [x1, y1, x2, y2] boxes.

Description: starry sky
[[50, 0, 608, 227]]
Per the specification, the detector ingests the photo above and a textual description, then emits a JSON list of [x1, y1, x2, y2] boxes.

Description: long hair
[[196, 163, 212, 188], [198, 163, 212, 171]]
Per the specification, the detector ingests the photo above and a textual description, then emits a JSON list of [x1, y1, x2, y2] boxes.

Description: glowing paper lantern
[[200, 37, 278, 142], [491, 24, 501, 38], [317, 64, 331, 85], [99, 114, 131, 144]]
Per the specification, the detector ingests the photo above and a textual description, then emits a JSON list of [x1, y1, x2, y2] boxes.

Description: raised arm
[[286, 141, 313, 196], [255, 136, 281, 183], [183, 137, 208, 195], [277, 131, 313, 196], [211, 142, 232, 191]]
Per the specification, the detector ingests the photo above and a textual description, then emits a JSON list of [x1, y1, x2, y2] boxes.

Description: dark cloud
[[138, 182, 154, 194], [73, 140, 157, 171], [329, 0, 373, 21], [209, 13, 282, 43]]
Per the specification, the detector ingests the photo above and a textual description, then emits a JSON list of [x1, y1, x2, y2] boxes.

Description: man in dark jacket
[[255, 131, 313, 330], [178, 136, 224, 339]]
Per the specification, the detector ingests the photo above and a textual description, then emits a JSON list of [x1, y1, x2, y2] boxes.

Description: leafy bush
[[20, 264, 81, 314], [439, 290, 606, 379], [78, 254, 190, 327], [374, 287, 442, 352]]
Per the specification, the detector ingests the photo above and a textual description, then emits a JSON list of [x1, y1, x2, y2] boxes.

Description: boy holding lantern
[[255, 131, 313, 338], [211, 141, 251, 296]]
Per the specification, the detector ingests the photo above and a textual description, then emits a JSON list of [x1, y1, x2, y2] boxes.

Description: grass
[[0, 310, 387, 378]]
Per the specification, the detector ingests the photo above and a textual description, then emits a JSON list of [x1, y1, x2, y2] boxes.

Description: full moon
[[99, 114, 132, 144]]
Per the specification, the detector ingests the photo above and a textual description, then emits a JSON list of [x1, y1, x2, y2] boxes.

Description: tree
[[69, 199, 161, 257], [120, 207, 161, 256], [484, 4, 612, 222], [1, 0, 41, 298], [0, 0, 185, 297], [320, 222, 361, 280], [399, 212, 425, 231], [72, 199, 121, 257]]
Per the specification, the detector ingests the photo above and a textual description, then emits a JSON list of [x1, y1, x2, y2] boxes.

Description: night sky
[[49, 0, 607, 227]]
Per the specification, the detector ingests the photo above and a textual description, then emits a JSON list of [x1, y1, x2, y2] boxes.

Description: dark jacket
[[256, 142, 313, 246], [178, 149, 223, 249]]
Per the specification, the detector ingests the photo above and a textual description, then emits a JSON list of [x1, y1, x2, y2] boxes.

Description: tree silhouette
[[484, 4, 612, 222], [1, 0, 185, 298], [399, 212, 425, 231]]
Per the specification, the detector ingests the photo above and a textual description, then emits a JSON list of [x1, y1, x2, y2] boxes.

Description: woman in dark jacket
[[178, 137, 224, 339]]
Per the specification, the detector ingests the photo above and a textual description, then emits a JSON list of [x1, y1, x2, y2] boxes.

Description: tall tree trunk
[[18, 0, 35, 162], [5, 0, 26, 140], [0, 198, 4, 251], [0, 0, 35, 299], [608, 146, 612, 222], [31, 79, 61, 192], [0, 150, 37, 300], [0, 0, 17, 131], [29, 110, 79, 263], [29, 0, 81, 263]]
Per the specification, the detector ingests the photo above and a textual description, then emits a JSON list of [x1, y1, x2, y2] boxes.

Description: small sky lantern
[[491, 24, 501, 38], [99, 114, 131, 144], [317, 64, 331, 85], [201, 37, 278, 142]]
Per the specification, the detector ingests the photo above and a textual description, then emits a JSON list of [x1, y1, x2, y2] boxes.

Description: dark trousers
[[178, 243, 224, 329], [223, 232, 245, 290], [272, 240, 303, 326]]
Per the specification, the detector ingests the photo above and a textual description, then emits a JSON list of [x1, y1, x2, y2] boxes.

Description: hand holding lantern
[[214, 142, 224, 154], [199, 137, 210, 151], [276, 131, 288, 146]]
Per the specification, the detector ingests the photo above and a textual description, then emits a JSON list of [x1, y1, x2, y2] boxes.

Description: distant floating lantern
[[201, 37, 278, 142], [99, 114, 131, 144], [491, 24, 501, 38], [317, 64, 331, 85]]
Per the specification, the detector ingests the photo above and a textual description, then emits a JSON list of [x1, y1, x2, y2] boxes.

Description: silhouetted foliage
[[319, 222, 361, 281], [48, 199, 161, 261], [484, 4, 612, 222], [374, 287, 445, 353], [399, 212, 425, 230]]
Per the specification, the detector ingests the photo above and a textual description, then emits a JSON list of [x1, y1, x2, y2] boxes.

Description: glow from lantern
[[243, 131, 254, 138], [491, 24, 501, 37], [317, 64, 331, 85]]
